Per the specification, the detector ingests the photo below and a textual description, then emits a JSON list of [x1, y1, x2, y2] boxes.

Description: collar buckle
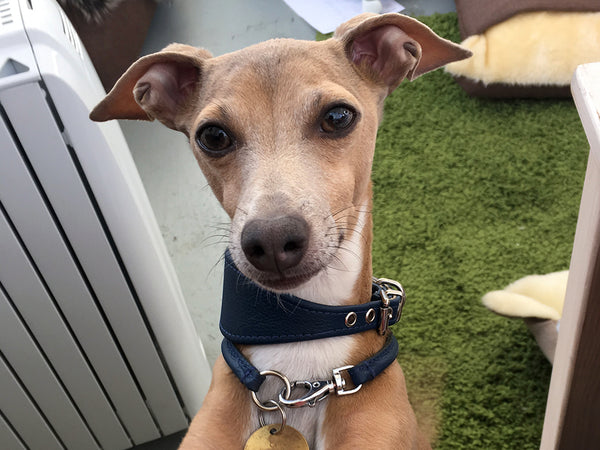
[[373, 277, 406, 335]]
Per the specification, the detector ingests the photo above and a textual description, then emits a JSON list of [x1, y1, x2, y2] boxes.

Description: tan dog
[[91, 13, 470, 449]]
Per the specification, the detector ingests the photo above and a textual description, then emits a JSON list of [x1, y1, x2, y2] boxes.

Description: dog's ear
[[335, 13, 471, 93], [90, 43, 212, 131]]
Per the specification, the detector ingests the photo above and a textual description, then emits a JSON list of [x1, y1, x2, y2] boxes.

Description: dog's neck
[[241, 198, 382, 374], [237, 199, 392, 447]]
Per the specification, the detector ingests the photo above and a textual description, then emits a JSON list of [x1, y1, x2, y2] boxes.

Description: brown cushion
[[455, 0, 600, 38], [453, 76, 571, 99]]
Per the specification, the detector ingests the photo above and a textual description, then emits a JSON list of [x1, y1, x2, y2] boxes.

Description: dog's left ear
[[335, 13, 471, 93]]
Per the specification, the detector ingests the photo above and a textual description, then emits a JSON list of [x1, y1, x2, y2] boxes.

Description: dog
[[91, 12, 470, 449]]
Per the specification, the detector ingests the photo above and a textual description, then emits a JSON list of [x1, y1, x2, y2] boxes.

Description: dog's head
[[91, 13, 470, 296]]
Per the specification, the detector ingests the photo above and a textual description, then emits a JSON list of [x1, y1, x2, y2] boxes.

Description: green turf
[[368, 13, 589, 449]]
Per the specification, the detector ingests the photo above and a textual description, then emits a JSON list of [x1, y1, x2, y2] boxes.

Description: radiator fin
[[0, 352, 64, 450], [0, 0, 13, 26], [0, 272, 100, 449], [0, 408, 28, 450]]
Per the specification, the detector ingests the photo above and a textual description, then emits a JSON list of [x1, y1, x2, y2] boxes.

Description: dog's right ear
[[90, 44, 212, 131]]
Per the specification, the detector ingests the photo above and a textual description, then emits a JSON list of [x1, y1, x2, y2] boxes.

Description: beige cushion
[[446, 11, 600, 87]]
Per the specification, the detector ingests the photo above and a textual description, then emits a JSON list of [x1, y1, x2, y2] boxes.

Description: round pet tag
[[244, 424, 309, 450]]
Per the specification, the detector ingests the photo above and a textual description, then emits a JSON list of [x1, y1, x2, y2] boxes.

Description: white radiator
[[0, 0, 211, 449]]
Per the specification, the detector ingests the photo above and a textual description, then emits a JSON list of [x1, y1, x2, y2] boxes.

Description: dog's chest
[[245, 336, 355, 448]]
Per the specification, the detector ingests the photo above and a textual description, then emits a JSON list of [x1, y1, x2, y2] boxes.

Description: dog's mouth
[[248, 267, 324, 292], [231, 243, 331, 292]]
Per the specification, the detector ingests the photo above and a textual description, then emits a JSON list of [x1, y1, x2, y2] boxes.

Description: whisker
[[331, 205, 373, 218], [336, 244, 362, 261], [324, 251, 355, 273], [207, 252, 227, 278], [326, 224, 370, 245], [235, 205, 249, 216], [198, 233, 231, 248]]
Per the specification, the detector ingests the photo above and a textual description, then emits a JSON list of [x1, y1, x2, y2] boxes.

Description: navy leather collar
[[219, 251, 406, 395], [220, 251, 405, 345]]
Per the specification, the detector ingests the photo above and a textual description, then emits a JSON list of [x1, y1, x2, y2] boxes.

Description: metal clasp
[[332, 365, 362, 395], [278, 380, 333, 408], [277, 365, 362, 408], [373, 277, 406, 335]]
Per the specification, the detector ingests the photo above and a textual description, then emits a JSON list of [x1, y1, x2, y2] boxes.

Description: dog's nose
[[241, 216, 309, 273]]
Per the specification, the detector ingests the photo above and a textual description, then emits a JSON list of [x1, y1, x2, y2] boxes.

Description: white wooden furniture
[[0, 1, 211, 448], [541, 63, 600, 448]]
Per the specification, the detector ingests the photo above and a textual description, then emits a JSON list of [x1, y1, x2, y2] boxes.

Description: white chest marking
[[245, 336, 355, 448]]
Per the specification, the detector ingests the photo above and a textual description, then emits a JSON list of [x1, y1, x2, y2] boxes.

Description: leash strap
[[348, 333, 399, 386], [220, 251, 405, 344], [221, 338, 265, 392], [221, 333, 399, 393]]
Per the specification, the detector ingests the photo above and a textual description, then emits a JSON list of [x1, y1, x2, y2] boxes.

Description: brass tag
[[244, 425, 309, 450]]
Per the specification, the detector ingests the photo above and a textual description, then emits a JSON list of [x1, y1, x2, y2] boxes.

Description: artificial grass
[[369, 13, 589, 449]]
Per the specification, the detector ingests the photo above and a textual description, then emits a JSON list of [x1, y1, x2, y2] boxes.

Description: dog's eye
[[196, 125, 234, 156], [320, 106, 356, 134]]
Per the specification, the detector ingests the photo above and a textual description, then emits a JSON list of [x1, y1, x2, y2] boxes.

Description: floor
[[121, 0, 455, 448]]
